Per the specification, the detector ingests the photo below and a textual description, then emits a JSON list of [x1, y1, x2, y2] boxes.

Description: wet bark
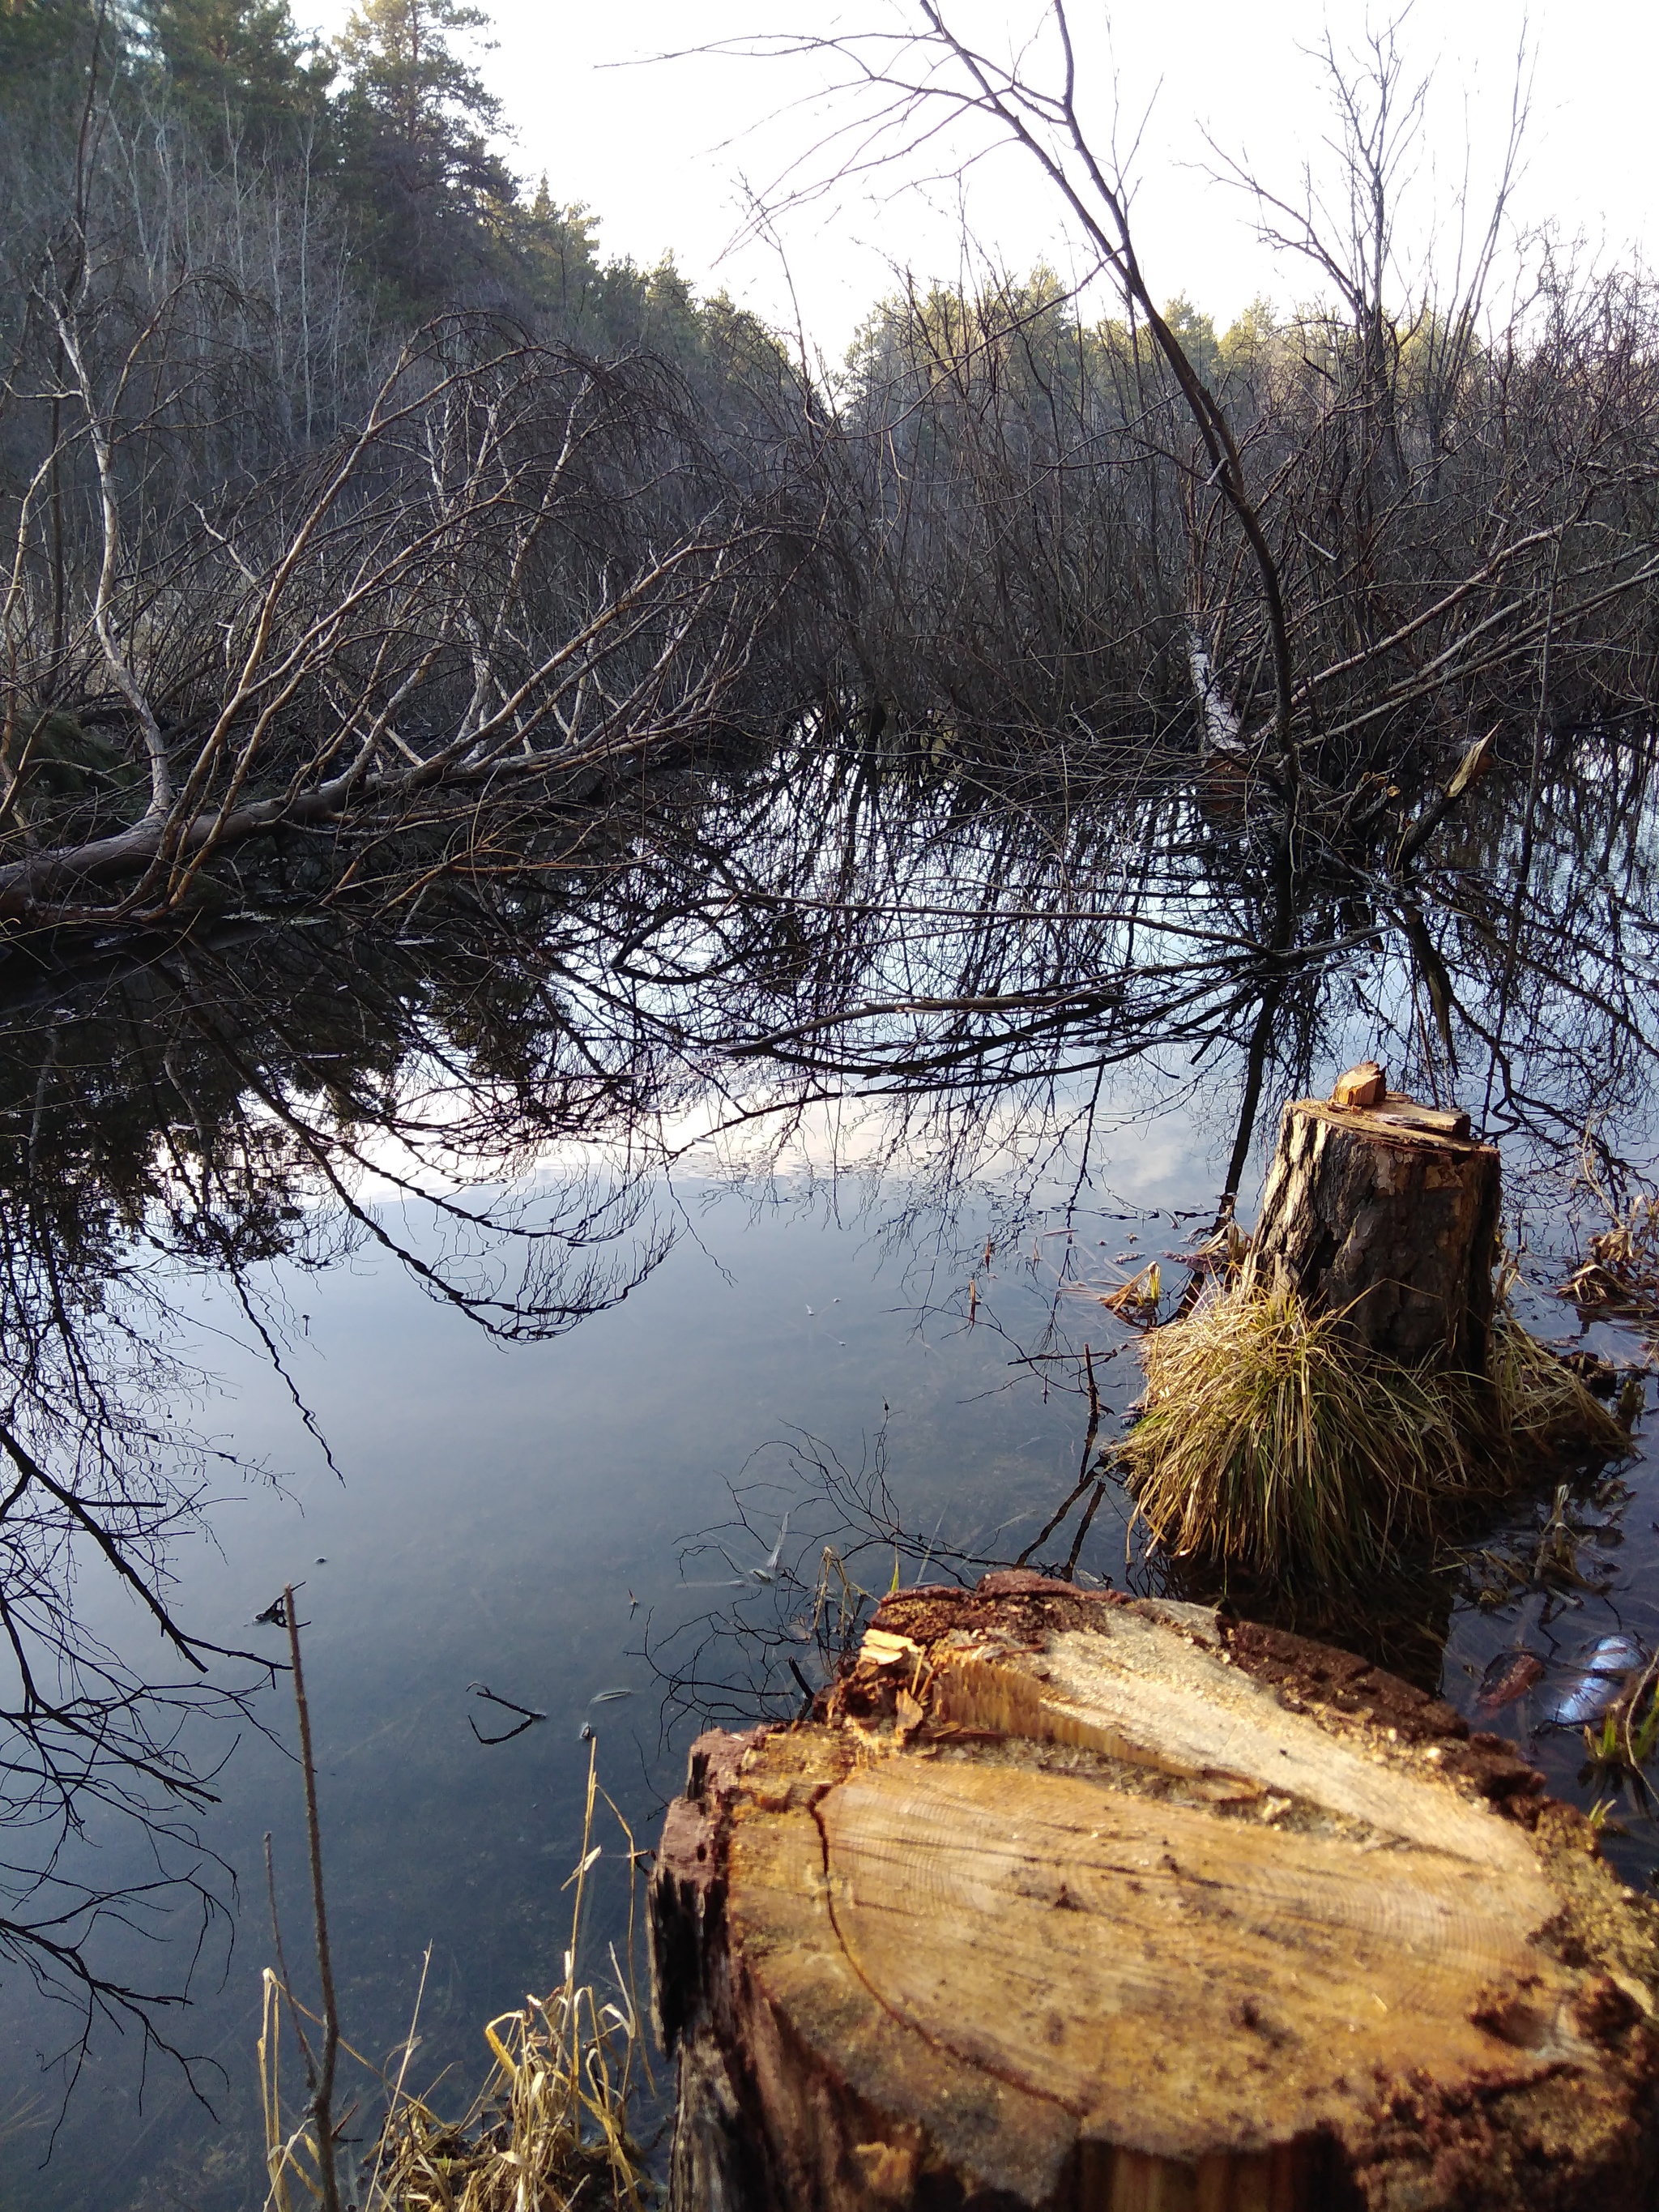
[[650, 1574, 1659, 2212]]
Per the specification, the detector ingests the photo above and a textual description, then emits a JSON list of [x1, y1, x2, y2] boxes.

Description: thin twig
[[263, 1831, 318, 2090], [284, 1584, 342, 2212]]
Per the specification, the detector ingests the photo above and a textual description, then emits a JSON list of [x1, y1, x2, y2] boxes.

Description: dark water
[[0, 1160, 1201, 2208], [2, 734, 1658, 2207]]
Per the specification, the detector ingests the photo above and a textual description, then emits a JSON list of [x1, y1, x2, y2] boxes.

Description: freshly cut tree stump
[[1251, 1081, 1501, 1372], [651, 1573, 1659, 2212]]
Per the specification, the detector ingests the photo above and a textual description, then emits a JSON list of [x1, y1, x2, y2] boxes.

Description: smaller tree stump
[[650, 1573, 1659, 2212], [1251, 1079, 1501, 1373]]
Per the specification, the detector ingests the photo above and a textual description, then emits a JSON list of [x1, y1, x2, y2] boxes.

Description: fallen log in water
[[650, 1573, 1659, 2210]]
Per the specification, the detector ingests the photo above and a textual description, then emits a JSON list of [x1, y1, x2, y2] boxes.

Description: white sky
[[309, 2, 1657, 364]]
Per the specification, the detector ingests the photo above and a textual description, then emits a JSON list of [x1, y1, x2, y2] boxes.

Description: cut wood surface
[[1331, 1060, 1387, 1110], [651, 1573, 1659, 2211], [1252, 1091, 1499, 1371]]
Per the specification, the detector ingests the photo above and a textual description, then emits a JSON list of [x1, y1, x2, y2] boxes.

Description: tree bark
[[651, 1573, 1659, 2212], [1251, 1091, 1501, 1373]]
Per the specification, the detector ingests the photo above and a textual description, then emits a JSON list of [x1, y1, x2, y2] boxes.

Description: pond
[[0, 732, 1657, 2210]]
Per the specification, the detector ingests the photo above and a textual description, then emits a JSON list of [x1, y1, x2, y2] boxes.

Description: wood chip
[[1330, 1058, 1387, 1108]]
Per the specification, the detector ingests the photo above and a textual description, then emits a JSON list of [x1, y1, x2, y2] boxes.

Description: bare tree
[[2, 318, 812, 930], [727, 6, 1659, 819]]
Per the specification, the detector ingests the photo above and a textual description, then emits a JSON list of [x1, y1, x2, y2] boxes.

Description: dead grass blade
[[262, 1734, 659, 2211]]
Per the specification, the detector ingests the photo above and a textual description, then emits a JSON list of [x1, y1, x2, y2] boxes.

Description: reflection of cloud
[[333, 1068, 1229, 1233]]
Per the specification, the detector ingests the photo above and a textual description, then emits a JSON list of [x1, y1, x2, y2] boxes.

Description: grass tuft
[[1484, 1305, 1632, 1468], [364, 1975, 656, 2212], [1122, 1266, 1460, 1585], [262, 1736, 659, 2212], [1122, 1264, 1631, 1586]]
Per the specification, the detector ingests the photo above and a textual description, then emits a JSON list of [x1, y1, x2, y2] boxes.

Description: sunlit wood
[[654, 1575, 1659, 2210]]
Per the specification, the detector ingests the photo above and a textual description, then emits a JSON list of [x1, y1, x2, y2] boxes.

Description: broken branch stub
[[1331, 1058, 1387, 1109]]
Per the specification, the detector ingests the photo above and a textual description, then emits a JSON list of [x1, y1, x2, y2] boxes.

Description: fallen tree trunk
[[651, 1572, 1659, 2211], [0, 746, 616, 921], [1251, 1079, 1501, 1372]]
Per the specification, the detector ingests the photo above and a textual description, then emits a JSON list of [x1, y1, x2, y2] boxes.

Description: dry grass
[[362, 1976, 656, 2212], [1122, 1267, 1462, 1584], [1122, 1264, 1631, 1586], [1561, 1183, 1659, 1319], [262, 1741, 659, 2212], [1484, 1305, 1633, 1467]]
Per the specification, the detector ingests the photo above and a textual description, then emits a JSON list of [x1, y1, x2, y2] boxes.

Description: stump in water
[[1116, 1070, 1576, 1583], [651, 1574, 1659, 2212], [1252, 1078, 1501, 1374]]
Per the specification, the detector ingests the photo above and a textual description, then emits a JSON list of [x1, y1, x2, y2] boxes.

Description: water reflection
[[0, 723, 1656, 2201]]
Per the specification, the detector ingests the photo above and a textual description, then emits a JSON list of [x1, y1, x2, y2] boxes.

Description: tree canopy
[[0, 0, 772, 346], [135, 0, 335, 156], [333, 0, 514, 310]]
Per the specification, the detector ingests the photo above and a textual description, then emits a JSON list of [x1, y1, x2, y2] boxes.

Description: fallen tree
[[2, 311, 817, 928]]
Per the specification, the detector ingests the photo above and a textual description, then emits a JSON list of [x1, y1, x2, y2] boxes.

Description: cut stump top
[[653, 1576, 1659, 2211]]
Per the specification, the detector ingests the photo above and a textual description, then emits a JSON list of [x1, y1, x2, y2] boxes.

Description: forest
[[7, 3, 1659, 2207], [6, 0, 1659, 977]]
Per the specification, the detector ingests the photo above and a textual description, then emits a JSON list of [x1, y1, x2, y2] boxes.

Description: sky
[[311, 2, 1656, 363]]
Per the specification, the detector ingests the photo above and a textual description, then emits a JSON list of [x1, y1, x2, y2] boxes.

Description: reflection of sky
[[1, 1168, 1203, 2209], [7, 1103, 1659, 2205]]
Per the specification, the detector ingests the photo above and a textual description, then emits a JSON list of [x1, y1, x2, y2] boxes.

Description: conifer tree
[[335, 0, 516, 314], [136, 0, 333, 160], [0, 0, 87, 69], [0, 0, 112, 109], [512, 177, 602, 322]]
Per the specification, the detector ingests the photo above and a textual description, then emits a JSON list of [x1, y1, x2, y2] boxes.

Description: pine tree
[[136, 0, 334, 160], [1162, 294, 1221, 386], [510, 177, 602, 322], [335, 0, 516, 314], [0, 0, 111, 103]]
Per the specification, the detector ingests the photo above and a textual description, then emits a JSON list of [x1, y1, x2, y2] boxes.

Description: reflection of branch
[[0, 1417, 273, 1671], [467, 1683, 548, 1745], [650, 1420, 1113, 1742]]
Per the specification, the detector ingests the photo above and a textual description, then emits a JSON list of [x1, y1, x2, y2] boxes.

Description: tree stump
[[651, 1573, 1659, 2212], [1251, 1079, 1501, 1373]]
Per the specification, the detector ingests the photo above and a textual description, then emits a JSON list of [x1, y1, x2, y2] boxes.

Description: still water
[[3, 1121, 1654, 2212], [0, 1126, 1192, 2208], [2, 732, 1658, 2207]]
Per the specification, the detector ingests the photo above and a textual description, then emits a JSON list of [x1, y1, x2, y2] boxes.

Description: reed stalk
[[261, 1729, 658, 2211]]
